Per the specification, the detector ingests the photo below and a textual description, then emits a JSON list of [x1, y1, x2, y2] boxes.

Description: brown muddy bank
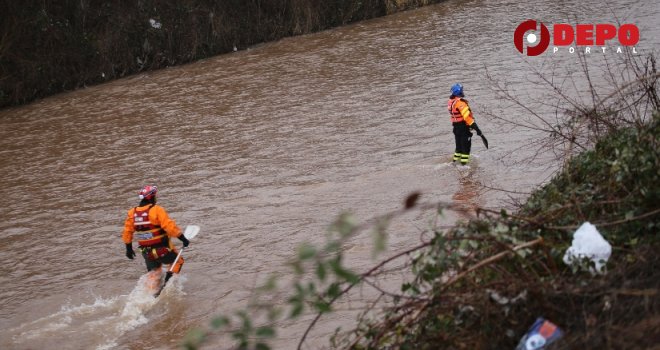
[[0, 0, 439, 108]]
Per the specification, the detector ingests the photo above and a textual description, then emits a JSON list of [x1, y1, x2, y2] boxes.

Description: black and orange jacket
[[447, 96, 475, 126], [122, 204, 182, 249]]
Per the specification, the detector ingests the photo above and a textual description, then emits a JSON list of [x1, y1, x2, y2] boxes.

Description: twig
[[297, 241, 431, 349], [441, 237, 544, 290], [547, 207, 660, 230]]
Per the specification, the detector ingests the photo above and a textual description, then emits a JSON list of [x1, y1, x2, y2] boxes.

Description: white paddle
[[183, 224, 201, 240], [154, 225, 200, 297]]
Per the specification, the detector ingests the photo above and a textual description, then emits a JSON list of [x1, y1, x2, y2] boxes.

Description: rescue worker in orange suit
[[122, 185, 189, 288], [448, 83, 483, 165]]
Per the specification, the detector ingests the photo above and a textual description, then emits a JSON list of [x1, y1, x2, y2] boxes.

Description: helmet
[[138, 185, 158, 200], [450, 83, 464, 97]]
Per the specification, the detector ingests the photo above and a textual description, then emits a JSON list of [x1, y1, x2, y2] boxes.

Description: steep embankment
[[0, 0, 439, 108]]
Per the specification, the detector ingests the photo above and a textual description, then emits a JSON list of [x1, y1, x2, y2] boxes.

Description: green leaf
[[316, 262, 327, 281], [255, 326, 276, 338], [255, 343, 271, 350], [294, 282, 305, 296], [458, 240, 469, 251], [326, 282, 341, 299], [290, 261, 304, 275], [517, 248, 530, 258], [306, 281, 316, 294], [371, 218, 388, 258], [325, 241, 341, 253], [237, 311, 253, 332], [329, 259, 360, 284], [290, 301, 304, 318], [314, 299, 332, 313], [211, 316, 230, 329], [625, 211, 635, 220], [258, 275, 278, 292], [182, 328, 206, 349], [335, 213, 357, 237], [231, 330, 248, 347], [298, 243, 317, 261], [267, 307, 282, 322]]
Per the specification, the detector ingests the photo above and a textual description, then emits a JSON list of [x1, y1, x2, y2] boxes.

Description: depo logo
[[514, 20, 640, 56], [514, 20, 550, 56]]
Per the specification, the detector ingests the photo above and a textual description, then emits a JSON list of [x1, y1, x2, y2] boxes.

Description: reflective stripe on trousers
[[452, 123, 472, 163]]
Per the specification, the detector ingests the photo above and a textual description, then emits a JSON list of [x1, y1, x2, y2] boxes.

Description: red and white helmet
[[138, 185, 158, 200]]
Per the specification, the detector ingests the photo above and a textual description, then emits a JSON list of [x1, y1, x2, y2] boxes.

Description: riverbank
[[1, 0, 440, 108]]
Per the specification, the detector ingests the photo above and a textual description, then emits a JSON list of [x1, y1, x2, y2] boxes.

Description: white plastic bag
[[563, 222, 611, 274]]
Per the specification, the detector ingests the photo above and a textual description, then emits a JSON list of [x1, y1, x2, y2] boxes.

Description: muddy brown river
[[1, 0, 658, 349]]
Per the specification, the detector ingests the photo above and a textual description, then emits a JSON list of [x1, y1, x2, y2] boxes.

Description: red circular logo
[[514, 20, 550, 56]]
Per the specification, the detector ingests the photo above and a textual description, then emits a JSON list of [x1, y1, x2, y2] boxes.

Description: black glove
[[125, 243, 136, 260], [178, 234, 190, 247]]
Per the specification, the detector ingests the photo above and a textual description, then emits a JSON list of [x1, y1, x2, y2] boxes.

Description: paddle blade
[[480, 134, 489, 149], [183, 225, 200, 240]]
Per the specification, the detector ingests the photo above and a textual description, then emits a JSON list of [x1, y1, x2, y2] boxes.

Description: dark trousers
[[140, 246, 183, 273], [452, 122, 472, 164]]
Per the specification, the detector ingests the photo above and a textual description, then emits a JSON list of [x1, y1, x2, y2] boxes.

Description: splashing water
[[7, 273, 186, 350]]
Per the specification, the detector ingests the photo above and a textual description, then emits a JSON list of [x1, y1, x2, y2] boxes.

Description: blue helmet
[[450, 83, 464, 97]]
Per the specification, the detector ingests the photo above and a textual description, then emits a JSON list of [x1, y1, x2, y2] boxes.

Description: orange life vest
[[448, 97, 464, 123], [447, 97, 475, 125], [133, 205, 167, 247]]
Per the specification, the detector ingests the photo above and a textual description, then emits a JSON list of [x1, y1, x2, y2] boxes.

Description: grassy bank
[[0, 0, 438, 108]]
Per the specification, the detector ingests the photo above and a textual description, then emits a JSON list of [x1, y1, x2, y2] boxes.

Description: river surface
[[1, 0, 658, 349]]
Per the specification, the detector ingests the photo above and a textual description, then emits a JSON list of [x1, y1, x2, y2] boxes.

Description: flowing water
[[1, 0, 658, 348]]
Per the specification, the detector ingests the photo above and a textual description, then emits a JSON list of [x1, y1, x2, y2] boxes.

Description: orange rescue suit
[[448, 97, 475, 126], [122, 204, 182, 249]]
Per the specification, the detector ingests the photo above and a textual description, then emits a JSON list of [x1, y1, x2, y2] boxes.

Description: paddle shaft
[[168, 246, 185, 273], [154, 245, 190, 297], [153, 225, 199, 297]]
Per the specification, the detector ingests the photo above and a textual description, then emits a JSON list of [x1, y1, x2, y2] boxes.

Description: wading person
[[122, 185, 189, 291], [447, 83, 483, 165]]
